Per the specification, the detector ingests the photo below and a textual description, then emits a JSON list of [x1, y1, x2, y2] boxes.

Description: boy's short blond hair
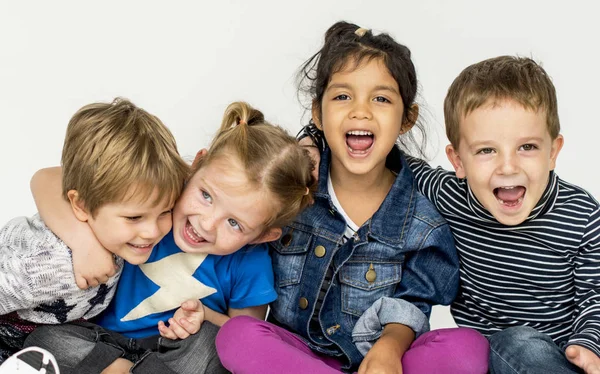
[[61, 98, 189, 216], [444, 56, 560, 147]]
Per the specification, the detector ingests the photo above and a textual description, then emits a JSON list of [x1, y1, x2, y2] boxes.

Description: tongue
[[346, 135, 373, 151], [495, 186, 525, 202]]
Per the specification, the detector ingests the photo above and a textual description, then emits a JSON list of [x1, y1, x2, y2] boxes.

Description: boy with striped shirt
[[407, 56, 600, 373]]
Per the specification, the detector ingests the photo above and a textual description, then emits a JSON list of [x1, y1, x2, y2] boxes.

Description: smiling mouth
[[185, 220, 207, 244], [346, 130, 374, 154], [493, 186, 526, 207]]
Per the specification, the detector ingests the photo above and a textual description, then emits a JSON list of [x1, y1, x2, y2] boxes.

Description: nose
[[200, 214, 217, 233], [140, 220, 161, 240], [497, 153, 519, 175], [348, 99, 372, 120]]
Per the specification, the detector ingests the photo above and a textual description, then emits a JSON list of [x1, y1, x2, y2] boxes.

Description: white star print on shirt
[[121, 252, 217, 322]]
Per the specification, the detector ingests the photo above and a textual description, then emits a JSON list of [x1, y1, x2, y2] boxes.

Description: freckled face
[[171, 156, 278, 255]]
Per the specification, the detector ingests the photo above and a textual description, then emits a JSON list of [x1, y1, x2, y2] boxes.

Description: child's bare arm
[[31, 167, 117, 289], [357, 323, 414, 374], [158, 300, 267, 340]]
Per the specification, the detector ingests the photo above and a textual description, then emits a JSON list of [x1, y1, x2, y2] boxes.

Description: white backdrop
[[1, 0, 599, 329]]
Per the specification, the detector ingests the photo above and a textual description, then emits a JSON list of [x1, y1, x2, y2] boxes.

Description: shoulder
[[411, 193, 447, 226], [555, 176, 600, 212], [217, 243, 271, 270]]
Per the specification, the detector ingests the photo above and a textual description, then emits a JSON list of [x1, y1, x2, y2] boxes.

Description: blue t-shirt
[[96, 231, 277, 338]]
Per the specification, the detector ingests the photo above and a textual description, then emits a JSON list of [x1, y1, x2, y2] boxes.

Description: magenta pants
[[216, 316, 489, 373]]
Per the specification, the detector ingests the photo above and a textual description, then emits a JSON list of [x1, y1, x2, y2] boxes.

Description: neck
[[329, 158, 395, 227]]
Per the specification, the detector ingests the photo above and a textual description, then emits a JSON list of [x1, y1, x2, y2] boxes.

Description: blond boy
[[0, 98, 189, 362], [407, 56, 600, 373]]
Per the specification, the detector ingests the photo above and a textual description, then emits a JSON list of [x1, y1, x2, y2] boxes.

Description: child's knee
[[216, 316, 261, 351]]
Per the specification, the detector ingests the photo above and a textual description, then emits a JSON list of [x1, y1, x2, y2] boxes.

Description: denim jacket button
[[299, 297, 309, 309], [365, 263, 377, 283], [314, 245, 326, 258], [281, 233, 293, 246], [326, 324, 340, 335]]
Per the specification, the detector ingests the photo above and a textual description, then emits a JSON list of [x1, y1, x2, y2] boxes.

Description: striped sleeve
[[405, 155, 454, 209], [568, 204, 600, 357]]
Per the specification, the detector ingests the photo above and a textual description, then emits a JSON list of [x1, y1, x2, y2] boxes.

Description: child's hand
[[158, 299, 205, 340], [566, 345, 600, 374], [72, 235, 117, 289], [299, 137, 320, 181], [357, 336, 404, 374]]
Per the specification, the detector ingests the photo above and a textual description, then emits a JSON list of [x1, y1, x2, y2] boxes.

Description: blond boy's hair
[[61, 98, 189, 216], [444, 55, 560, 147]]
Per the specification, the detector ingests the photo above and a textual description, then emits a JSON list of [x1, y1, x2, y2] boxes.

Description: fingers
[[75, 274, 90, 290], [158, 318, 195, 340], [181, 299, 202, 311]]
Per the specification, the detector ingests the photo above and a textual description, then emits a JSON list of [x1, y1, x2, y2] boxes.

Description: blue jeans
[[488, 326, 582, 374]]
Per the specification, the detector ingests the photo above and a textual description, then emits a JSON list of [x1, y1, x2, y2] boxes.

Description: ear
[[445, 144, 466, 179], [250, 227, 282, 244], [311, 100, 323, 130], [67, 190, 90, 222], [191, 148, 208, 171], [400, 104, 419, 134], [549, 134, 564, 170]]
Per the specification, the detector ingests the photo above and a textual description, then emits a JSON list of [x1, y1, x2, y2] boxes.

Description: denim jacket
[[269, 146, 459, 370]]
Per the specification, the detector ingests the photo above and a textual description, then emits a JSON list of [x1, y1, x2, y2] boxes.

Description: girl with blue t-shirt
[[25, 101, 316, 374], [216, 22, 490, 373]]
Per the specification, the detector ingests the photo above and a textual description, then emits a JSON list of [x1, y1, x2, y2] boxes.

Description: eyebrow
[[326, 83, 400, 95]]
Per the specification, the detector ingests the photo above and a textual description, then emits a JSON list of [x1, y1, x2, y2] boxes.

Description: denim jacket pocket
[[339, 261, 403, 317], [270, 227, 312, 287]]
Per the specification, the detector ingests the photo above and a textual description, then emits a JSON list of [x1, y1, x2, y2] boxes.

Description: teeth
[[347, 145, 369, 154], [498, 197, 524, 206], [186, 221, 204, 242], [499, 186, 516, 189], [130, 243, 152, 248], [347, 130, 372, 136]]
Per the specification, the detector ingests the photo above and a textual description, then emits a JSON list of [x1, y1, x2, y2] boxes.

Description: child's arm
[[565, 206, 600, 372], [352, 222, 459, 364], [158, 300, 267, 340], [404, 155, 454, 208], [31, 167, 117, 289], [358, 323, 414, 374]]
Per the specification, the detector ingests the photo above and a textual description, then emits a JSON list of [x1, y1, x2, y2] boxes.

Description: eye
[[476, 148, 495, 155], [201, 190, 212, 203], [160, 209, 172, 217], [520, 144, 538, 151], [227, 218, 241, 231], [373, 96, 390, 103], [125, 216, 142, 221], [333, 94, 350, 101]]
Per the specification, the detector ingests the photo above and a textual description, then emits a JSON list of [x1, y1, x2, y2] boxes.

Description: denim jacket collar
[[315, 146, 417, 246]]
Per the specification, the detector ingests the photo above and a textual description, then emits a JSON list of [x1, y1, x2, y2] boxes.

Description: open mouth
[[184, 220, 207, 244], [346, 130, 374, 154], [127, 242, 154, 254], [493, 186, 526, 207]]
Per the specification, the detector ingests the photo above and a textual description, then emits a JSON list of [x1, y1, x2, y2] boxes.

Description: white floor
[[430, 305, 458, 330]]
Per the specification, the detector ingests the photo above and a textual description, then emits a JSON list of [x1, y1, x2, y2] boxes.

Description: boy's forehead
[[459, 98, 548, 130]]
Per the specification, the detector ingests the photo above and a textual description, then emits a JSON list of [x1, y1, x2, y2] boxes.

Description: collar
[[465, 171, 559, 225], [316, 146, 416, 246]]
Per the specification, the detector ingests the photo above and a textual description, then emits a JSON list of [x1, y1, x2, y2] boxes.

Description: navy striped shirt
[[407, 156, 600, 356]]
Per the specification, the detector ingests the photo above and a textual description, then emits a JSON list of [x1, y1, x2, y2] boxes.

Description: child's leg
[[402, 327, 489, 374], [216, 315, 344, 374], [133, 321, 227, 374], [488, 326, 581, 374], [23, 322, 126, 374]]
